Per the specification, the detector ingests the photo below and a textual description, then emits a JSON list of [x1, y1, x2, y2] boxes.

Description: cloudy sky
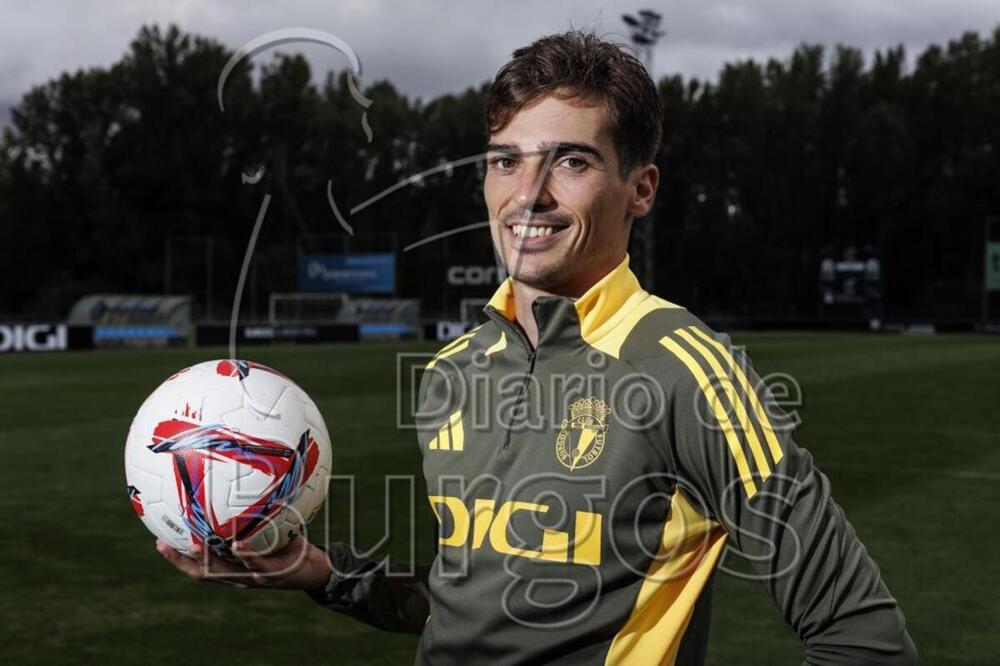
[[1, 0, 998, 118]]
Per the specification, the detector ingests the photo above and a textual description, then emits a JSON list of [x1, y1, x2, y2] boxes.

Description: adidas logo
[[428, 411, 464, 451]]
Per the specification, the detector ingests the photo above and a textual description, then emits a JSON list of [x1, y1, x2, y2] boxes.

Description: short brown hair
[[486, 31, 663, 176]]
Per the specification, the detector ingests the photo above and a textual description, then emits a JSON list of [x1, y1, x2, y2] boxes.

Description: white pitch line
[[821, 461, 1000, 482]]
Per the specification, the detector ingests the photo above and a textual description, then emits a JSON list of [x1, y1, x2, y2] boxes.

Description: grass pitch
[[1, 333, 997, 664]]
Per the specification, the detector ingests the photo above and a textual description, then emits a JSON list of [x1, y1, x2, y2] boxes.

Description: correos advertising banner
[[299, 253, 396, 294]]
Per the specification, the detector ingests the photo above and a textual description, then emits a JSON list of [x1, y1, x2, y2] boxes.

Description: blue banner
[[298, 253, 396, 293]]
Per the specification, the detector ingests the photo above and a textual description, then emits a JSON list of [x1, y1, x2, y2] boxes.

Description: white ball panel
[[125, 359, 332, 556]]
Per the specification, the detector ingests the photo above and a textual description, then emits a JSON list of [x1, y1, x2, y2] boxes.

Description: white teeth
[[512, 225, 556, 238]]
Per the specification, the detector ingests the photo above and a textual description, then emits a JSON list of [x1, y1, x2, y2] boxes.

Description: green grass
[[1, 334, 997, 664]]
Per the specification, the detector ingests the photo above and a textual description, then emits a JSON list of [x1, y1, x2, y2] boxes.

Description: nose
[[513, 156, 556, 213]]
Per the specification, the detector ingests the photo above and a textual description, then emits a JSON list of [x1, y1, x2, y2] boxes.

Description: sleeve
[[305, 339, 454, 634], [305, 542, 431, 634], [659, 326, 917, 665]]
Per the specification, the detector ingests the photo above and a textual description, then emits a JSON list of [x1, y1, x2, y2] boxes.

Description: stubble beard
[[497, 208, 576, 291], [506, 250, 572, 291]]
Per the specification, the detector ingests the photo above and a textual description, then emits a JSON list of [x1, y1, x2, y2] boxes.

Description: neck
[[511, 281, 549, 348], [510, 256, 623, 348]]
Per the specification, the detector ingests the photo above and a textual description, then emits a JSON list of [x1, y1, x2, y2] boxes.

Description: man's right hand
[[156, 535, 333, 592]]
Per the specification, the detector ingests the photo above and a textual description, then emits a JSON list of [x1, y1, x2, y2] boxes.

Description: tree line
[[1, 24, 998, 321]]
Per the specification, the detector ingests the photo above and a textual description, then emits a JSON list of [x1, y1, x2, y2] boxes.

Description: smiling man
[[484, 48, 659, 348], [158, 31, 916, 665]]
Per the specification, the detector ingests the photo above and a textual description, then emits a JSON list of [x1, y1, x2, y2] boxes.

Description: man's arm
[[659, 327, 917, 665], [156, 536, 430, 634], [302, 347, 446, 634], [306, 543, 430, 634]]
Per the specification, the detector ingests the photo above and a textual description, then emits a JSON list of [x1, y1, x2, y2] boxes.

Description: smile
[[507, 222, 570, 250], [512, 224, 561, 238]]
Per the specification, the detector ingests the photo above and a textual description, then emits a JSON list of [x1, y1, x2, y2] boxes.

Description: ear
[[627, 164, 659, 218]]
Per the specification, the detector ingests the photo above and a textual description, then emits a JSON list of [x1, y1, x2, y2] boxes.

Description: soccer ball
[[125, 359, 332, 560]]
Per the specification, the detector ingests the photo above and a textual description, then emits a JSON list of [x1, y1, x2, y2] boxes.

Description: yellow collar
[[485, 254, 647, 342]]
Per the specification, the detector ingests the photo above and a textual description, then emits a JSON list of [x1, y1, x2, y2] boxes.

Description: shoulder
[[417, 322, 500, 425], [612, 299, 759, 412], [614, 296, 731, 366], [424, 322, 500, 371]]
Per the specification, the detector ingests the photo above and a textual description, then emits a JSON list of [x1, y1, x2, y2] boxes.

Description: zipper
[[502, 346, 535, 452], [484, 305, 538, 453]]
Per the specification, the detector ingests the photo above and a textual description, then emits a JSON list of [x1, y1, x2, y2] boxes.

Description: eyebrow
[[485, 141, 605, 163]]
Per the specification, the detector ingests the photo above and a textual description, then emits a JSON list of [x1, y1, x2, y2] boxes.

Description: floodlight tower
[[622, 9, 664, 292]]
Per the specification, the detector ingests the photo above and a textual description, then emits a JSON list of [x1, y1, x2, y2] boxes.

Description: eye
[[489, 156, 517, 171], [559, 156, 588, 171]]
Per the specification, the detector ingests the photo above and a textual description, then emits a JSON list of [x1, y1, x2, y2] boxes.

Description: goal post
[[268, 293, 349, 325]]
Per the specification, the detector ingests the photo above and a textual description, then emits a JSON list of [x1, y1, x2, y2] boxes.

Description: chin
[[506, 255, 570, 290]]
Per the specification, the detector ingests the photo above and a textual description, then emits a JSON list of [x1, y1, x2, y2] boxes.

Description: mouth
[[506, 222, 571, 251]]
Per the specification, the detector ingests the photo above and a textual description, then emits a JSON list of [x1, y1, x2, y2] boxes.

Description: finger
[[157, 540, 253, 587], [232, 540, 269, 573], [194, 544, 261, 587], [283, 533, 308, 554], [233, 541, 283, 588], [156, 539, 203, 578], [190, 542, 252, 578], [272, 534, 310, 565]]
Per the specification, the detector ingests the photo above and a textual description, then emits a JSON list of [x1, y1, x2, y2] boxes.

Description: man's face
[[484, 94, 638, 295]]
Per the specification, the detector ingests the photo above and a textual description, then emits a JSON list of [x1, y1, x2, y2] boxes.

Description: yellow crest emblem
[[556, 397, 611, 470]]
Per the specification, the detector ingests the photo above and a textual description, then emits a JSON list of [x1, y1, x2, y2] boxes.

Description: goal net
[[268, 293, 349, 325]]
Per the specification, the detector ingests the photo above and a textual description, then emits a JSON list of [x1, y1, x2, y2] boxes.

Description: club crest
[[556, 397, 611, 470]]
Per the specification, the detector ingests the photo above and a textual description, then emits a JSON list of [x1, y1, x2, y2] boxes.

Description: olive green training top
[[308, 255, 916, 665]]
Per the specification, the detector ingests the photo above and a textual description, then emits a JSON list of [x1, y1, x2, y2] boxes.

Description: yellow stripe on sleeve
[[688, 327, 783, 465], [675, 329, 772, 480], [449, 411, 464, 451], [425, 326, 482, 370], [484, 331, 507, 357], [438, 421, 451, 450], [659, 336, 758, 498], [425, 340, 470, 370], [438, 330, 476, 354]]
